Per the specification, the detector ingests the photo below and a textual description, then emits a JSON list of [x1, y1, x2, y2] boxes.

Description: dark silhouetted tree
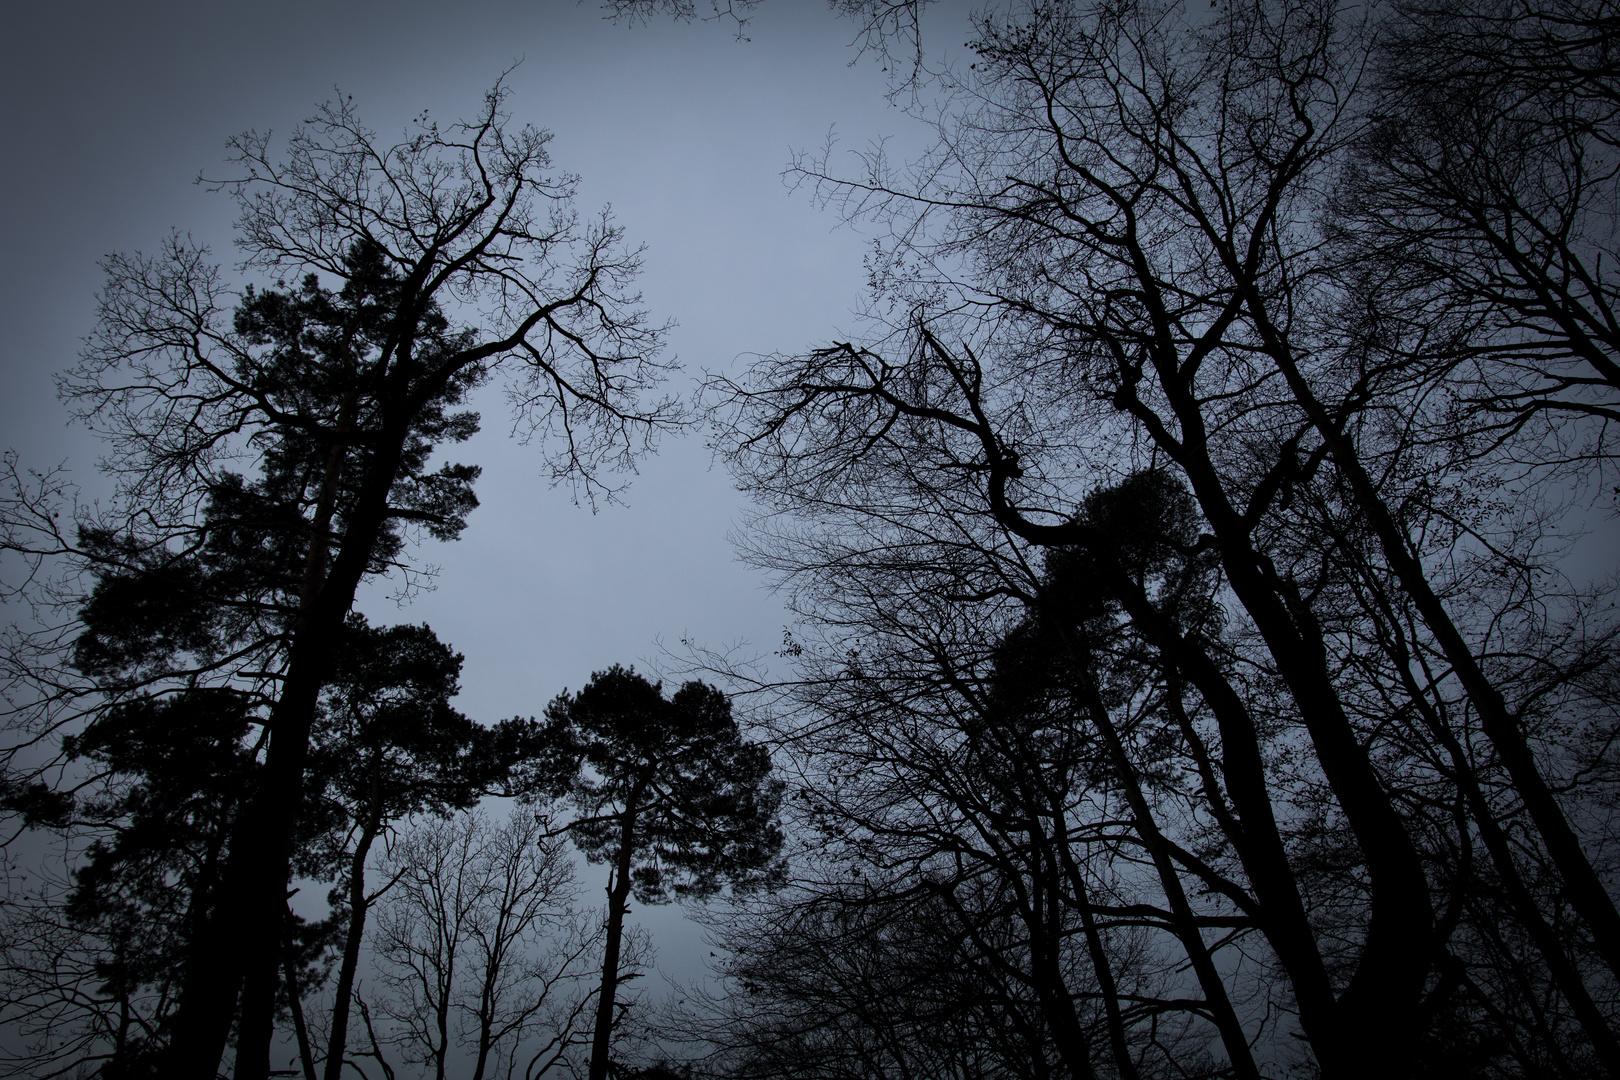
[[309, 618, 538, 1080], [1, 79, 677, 1080], [366, 810, 600, 1080], [0, 688, 333, 1080], [704, 1, 1620, 1074], [537, 667, 785, 1080]]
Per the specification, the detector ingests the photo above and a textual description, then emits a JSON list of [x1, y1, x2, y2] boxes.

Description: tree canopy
[[540, 666, 784, 1080], [3, 2, 1619, 1077]]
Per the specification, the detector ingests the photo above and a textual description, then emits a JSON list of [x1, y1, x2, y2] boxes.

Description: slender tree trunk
[[1029, 877, 1097, 1080], [166, 861, 248, 1076], [165, 754, 264, 1075], [1063, 648, 1259, 1080], [981, 351, 1428, 1075], [1075, 190, 1438, 1066], [471, 1021, 493, 1080], [469, 933, 498, 1080], [1105, 325, 1437, 1070], [232, 643, 341, 1080], [324, 762, 386, 1080], [1063, 851, 1140, 1080], [431, 883, 458, 1080], [1155, 355, 1436, 1059], [1370, 587, 1620, 1066], [993, 729, 1124, 1080], [1090, 573, 1344, 1061], [1007, 728, 1141, 1076], [223, 315, 503, 1078], [590, 787, 645, 1080], [1266, 339, 1620, 983], [469, 927, 503, 1080], [283, 925, 318, 1080]]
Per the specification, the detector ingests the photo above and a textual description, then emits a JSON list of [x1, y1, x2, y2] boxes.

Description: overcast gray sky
[[0, 0, 942, 708], [0, 0, 969, 1021]]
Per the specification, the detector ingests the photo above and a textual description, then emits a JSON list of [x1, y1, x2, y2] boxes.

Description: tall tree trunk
[[1065, 649, 1260, 1080], [170, 395, 401, 1080], [985, 710, 1137, 1079], [283, 921, 318, 1080], [1060, 843, 1140, 1080], [165, 785, 251, 1077], [590, 785, 645, 1080], [1265, 336, 1620, 983], [1159, 356, 1438, 1062], [1126, 336, 1438, 1072], [235, 407, 356, 1080], [1067, 561, 1342, 1067], [979, 338, 1432, 1075], [1369, 584, 1620, 1066], [324, 761, 387, 1080]]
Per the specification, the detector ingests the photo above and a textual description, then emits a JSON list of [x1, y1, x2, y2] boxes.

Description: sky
[[0, 0, 969, 1043], [0, 0, 945, 710]]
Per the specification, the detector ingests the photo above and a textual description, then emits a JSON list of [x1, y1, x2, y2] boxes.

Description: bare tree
[[680, 475, 1268, 1080], [0, 866, 166, 1079], [367, 809, 602, 1080], [705, 0, 1620, 1074]]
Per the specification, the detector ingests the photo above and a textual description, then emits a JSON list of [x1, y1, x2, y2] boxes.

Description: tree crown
[[539, 666, 786, 903]]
